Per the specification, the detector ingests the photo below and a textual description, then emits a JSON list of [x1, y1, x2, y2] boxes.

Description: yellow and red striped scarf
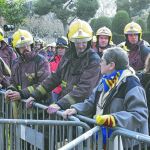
[[102, 70, 123, 93]]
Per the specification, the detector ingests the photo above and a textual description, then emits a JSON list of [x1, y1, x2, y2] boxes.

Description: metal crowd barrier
[[59, 115, 150, 150], [0, 90, 91, 150]]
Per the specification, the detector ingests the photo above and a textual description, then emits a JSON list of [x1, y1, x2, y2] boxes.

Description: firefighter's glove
[[47, 104, 60, 114], [96, 115, 116, 127], [25, 97, 35, 108]]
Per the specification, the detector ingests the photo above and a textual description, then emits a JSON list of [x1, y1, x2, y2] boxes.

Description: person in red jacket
[[49, 36, 68, 102]]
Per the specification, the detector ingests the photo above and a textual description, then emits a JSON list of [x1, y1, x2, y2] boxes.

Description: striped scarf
[[102, 70, 123, 93]]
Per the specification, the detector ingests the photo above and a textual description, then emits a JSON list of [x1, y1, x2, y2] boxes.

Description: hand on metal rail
[[47, 104, 60, 114], [25, 97, 35, 108], [62, 108, 77, 119], [5, 90, 21, 101], [95, 114, 116, 127]]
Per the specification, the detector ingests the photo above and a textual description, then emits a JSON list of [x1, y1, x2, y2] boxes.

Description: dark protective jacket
[[0, 57, 11, 88], [0, 41, 17, 69], [8, 51, 50, 95], [20, 48, 101, 109], [118, 40, 150, 71]]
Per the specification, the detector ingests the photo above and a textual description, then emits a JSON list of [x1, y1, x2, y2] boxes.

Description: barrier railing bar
[[58, 126, 100, 150]]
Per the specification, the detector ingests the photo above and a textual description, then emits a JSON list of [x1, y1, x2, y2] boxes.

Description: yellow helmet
[[12, 29, 33, 48], [68, 19, 93, 42], [96, 26, 112, 40], [124, 22, 142, 39], [0, 28, 4, 41]]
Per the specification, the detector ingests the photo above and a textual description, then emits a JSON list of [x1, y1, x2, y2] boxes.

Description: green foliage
[[76, 0, 99, 21], [147, 13, 150, 31], [116, 0, 130, 15], [2, 0, 29, 25], [143, 32, 150, 42], [0, 0, 6, 17], [34, 0, 74, 25], [33, 0, 99, 34], [112, 32, 125, 45], [33, 0, 52, 16], [112, 10, 130, 34], [117, 0, 150, 17], [90, 16, 112, 34], [130, 0, 150, 16], [136, 19, 146, 32]]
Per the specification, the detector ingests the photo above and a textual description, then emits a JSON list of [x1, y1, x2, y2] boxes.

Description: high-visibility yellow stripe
[[37, 85, 47, 95], [61, 80, 67, 87], [17, 85, 21, 90], [73, 85, 77, 88], [27, 86, 35, 94]]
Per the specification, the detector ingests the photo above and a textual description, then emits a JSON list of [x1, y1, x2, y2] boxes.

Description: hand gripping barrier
[[0, 93, 91, 150], [59, 115, 150, 150]]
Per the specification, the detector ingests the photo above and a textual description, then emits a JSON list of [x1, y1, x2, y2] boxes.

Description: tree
[[136, 19, 146, 32], [112, 10, 130, 34], [34, 0, 52, 16], [76, 0, 99, 21], [116, 0, 150, 17], [2, 0, 29, 26], [90, 16, 112, 33], [116, 0, 130, 15], [0, 0, 6, 17], [147, 13, 150, 31], [130, 0, 150, 16], [33, 0, 99, 34]]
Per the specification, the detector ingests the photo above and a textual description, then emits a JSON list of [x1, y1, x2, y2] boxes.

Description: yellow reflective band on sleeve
[[37, 85, 47, 95], [27, 86, 35, 94], [63, 94, 76, 104], [122, 45, 129, 52], [17, 85, 21, 90], [61, 80, 67, 88], [73, 85, 77, 88]]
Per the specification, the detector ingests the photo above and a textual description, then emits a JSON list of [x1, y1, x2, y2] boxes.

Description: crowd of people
[[1, 19, 150, 149]]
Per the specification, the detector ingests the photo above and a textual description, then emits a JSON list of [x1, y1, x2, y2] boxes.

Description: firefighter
[[5, 29, 50, 103], [0, 27, 16, 69], [118, 21, 150, 71], [23, 19, 101, 112], [0, 57, 11, 88], [34, 38, 47, 58], [49, 36, 68, 102], [96, 26, 115, 57], [46, 42, 56, 62]]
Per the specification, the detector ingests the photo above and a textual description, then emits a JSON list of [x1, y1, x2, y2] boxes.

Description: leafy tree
[[90, 16, 112, 34], [34, 0, 73, 34], [130, 0, 150, 16], [136, 19, 146, 32], [112, 10, 130, 34], [34, 0, 52, 16], [116, 0, 130, 15], [2, 0, 29, 26], [33, 0, 99, 34], [147, 13, 150, 31], [76, 0, 99, 21], [0, 0, 6, 17], [116, 0, 150, 17]]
